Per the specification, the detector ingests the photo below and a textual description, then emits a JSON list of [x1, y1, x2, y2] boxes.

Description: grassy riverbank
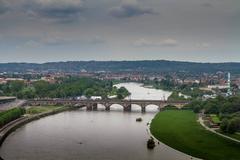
[[26, 106, 64, 115], [150, 110, 240, 160], [222, 132, 240, 141]]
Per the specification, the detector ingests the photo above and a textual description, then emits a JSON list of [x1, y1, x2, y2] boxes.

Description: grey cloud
[[196, 42, 210, 48], [18, 35, 105, 49], [0, 0, 9, 15], [87, 36, 105, 45], [42, 36, 105, 46], [201, 2, 213, 8], [24, 0, 84, 21], [161, 39, 178, 47], [18, 35, 73, 49], [41, 36, 73, 46], [0, 0, 239, 63], [133, 38, 156, 47], [17, 40, 42, 49], [109, 4, 156, 18], [133, 38, 178, 47]]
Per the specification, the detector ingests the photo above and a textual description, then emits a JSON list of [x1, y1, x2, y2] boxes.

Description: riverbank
[[150, 110, 240, 160], [0, 106, 80, 147], [146, 117, 200, 160]]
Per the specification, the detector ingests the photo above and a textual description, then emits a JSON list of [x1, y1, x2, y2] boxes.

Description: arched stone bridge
[[26, 99, 189, 112]]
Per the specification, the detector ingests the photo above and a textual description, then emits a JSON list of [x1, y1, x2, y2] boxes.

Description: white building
[[207, 85, 229, 90], [90, 96, 102, 100]]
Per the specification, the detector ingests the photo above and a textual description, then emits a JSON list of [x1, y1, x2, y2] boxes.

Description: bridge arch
[[130, 104, 142, 112], [109, 104, 125, 111], [145, 104, 160, 112], [96, 103, 106, 111]]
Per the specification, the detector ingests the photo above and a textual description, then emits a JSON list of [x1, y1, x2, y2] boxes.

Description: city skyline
[[0, 0, 239, 63]]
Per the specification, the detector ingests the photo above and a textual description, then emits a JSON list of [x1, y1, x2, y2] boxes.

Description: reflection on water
[[0, 83, 194, 160]]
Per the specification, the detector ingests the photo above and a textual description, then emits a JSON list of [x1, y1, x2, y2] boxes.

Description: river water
[[0, 83, 194, 160]]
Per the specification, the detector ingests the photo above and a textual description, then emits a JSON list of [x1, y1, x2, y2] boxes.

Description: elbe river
[[0, 83, 196, 160]]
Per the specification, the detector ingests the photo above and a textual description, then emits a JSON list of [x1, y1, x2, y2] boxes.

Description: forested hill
[[0, 60, 240, 74]]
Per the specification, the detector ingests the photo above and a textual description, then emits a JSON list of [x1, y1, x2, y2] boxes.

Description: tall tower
[[227, 72, 232, 96]]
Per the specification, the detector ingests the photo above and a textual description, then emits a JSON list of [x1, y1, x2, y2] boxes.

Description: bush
[[220, 117, 240, 134], [227, 118, 240, 134], [117, 87, 130, 99], [193, 104, 201, 113], [184, 100, 203, 113], [0, 108, 26, 127], [227, 120, 238, 134], [220, 118, 229, 132]]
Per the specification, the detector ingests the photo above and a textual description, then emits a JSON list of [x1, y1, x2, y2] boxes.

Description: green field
[[26, 106, 63, 115], [223, 132, 240, 141], [210, 114, 221, 124], [150, 110, 240, 160]]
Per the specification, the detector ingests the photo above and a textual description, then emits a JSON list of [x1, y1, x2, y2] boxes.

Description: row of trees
[[220, 116, 240, 134], [0, 77, 130, 99], [0, 108, 26, 128], [185, 96, 240, 134], [144, 77, 212, 100], [186, 96, 240, 114]]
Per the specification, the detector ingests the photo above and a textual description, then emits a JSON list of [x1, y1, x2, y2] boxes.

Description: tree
[[220, 117, 240, 134], [84, 88, 95, 98], [204, 101, 220, 114], [193, 104, 201, 113], [19, 87, 36, 99], [220, 118, 229, 133], [227, 119, 238, 134], [8, 80, 24, 92], [117, 87, 130, 99], [184, 100, 203, 111], [33, 80, 51, 98], [227, 117, 240, 134]]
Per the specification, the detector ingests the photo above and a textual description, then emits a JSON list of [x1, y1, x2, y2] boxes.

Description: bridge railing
[[26, 99, 190, 104]]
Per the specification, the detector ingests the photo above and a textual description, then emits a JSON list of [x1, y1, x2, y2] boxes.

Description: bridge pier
[[92, 103, 98, 111], [86, 105, 93, 111], [105, 105, 110, 111], [124, 104, 131, 112], [141, 106, 146, 113]]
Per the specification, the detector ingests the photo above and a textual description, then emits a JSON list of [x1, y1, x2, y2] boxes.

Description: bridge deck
[[28, 99, 189, 103], [26, 99, 190, 112]]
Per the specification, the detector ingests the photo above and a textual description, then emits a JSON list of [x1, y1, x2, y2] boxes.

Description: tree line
[[186, 96, 240, 134], [144, 77, 212, 100], [0, 108, 26, 128], [1, 60, 240, 74], [0, 77, 130, 100]]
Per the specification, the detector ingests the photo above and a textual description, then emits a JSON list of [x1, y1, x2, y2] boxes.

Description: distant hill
[[0, 60, 240, 74]]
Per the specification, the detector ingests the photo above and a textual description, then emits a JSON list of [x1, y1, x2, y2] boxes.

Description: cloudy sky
[[0, 0, 239, 63]]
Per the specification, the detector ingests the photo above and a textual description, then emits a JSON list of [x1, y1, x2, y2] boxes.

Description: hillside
[[0, 60, 240, 74]]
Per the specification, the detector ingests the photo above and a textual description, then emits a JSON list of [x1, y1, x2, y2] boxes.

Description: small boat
[[147, 138, 155, 149], [136, 117, 143, 122]]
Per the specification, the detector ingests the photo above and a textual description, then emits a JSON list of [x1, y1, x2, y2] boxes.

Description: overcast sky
[[0, 0, 239, 63]]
